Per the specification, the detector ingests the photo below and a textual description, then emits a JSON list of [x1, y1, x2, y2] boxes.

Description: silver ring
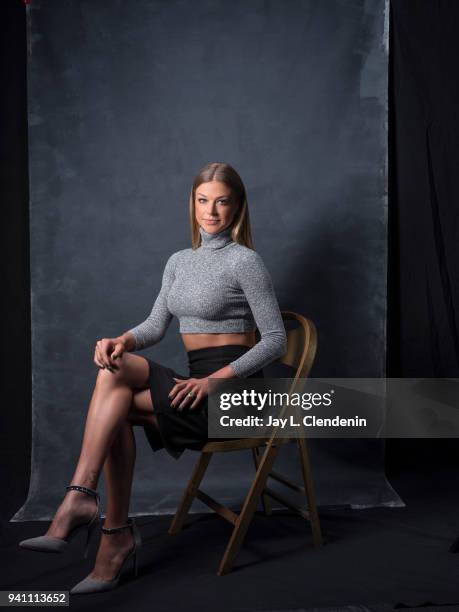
[[187, 392, 196, 398]]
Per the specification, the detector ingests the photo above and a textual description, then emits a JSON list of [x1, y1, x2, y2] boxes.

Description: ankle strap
[[66, 485, 100, 500], [102, 517, 135, 535]]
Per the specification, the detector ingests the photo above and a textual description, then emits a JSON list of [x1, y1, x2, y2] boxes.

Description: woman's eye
[[198, 199, 228, 204]]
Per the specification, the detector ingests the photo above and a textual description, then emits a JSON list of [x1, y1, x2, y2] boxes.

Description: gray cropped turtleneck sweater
[[127, 225, 287, 378]]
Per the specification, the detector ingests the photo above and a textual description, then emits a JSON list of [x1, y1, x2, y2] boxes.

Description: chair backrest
[[254, 311, 318, 444], [279, 311, 318, 381], [255, 310, 318, 383]]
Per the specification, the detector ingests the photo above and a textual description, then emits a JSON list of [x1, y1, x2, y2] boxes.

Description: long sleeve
[[228, 250, 287, 378], [127, 252, 179, 351]]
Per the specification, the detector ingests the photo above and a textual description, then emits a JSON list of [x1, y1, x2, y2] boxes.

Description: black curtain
[[1, 0, 30, 523], [387, 0, 459, 470]]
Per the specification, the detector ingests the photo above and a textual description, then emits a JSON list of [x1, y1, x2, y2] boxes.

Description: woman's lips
[[204, 219, 220, 224]]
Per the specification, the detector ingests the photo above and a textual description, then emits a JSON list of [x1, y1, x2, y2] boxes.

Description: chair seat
[[201, 437, 271, 453]]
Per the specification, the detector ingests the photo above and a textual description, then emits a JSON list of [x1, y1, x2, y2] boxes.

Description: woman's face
[[195, 180, 237, 233]]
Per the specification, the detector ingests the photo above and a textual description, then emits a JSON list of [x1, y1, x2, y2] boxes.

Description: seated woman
[[18, 161, 287, 594]]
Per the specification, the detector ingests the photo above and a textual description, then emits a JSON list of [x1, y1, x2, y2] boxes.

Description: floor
[[2, 465, 459, 612]]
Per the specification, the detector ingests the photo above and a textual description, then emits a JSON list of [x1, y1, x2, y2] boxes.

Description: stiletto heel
[[18, 485, 101, 557], [83, 511, 100, 559], [70, 517, 142, 594]]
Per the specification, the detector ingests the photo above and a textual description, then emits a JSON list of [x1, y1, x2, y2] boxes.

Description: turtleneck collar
[[199, 225, 234, 250]]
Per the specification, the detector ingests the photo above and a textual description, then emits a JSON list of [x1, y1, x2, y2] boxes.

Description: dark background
[[2, 0, 459, 523]]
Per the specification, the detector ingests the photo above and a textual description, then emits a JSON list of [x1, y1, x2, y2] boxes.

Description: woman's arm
[[228, 250, 287, 378], [126, 251, 179, 351]]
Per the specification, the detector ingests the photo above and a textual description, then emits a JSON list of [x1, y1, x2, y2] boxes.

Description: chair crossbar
[[263, 486, 310, 520], [195, 489, 238, 525], [268, 469, 305, 494]]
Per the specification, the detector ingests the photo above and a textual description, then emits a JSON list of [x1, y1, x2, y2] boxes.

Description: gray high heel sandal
[[18, 485, 101, 558], [69, 517, 142, 595]]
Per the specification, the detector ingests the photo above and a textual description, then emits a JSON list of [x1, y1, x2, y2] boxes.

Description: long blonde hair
[[189, 162, 254, 250]]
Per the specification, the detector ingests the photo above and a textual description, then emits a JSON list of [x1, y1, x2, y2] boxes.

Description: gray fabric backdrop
[[12, 0, 401, 522]]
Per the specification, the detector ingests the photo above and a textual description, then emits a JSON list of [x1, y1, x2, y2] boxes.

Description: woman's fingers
[[109, 342, 124, 368], [189, 390, 203, 410], [97, 345, 112, 370], [172, 384, 197, 411], [167, 378, 206, 411], [94, 345, 105, 369], [107, 351, 120, 370], [95, 340, 115, 371], [170, 386, 190, 410], [168, 380, 188, 400]]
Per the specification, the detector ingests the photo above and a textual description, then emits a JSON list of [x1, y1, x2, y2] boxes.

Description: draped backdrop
[[12, 0, 400, 522]]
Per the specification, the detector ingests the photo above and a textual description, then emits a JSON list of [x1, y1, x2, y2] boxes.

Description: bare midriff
[[181, 331, 256, 353]]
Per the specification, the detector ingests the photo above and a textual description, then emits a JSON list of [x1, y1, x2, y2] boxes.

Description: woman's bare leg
[[103, 420, 136, 525], [88, 388, 158, 581], [45, 354, 152, 540]]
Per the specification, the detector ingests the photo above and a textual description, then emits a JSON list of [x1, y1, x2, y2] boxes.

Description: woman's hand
[[94, 337, 126, 372], [168, 376, 209, 411]]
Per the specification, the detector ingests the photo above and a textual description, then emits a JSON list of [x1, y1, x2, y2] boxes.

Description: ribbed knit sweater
[[127, 225, 287, 378]]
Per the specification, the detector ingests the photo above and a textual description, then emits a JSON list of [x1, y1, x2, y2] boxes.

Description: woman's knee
[[95, 353, 133, 386], [96, 353, 150, 389]]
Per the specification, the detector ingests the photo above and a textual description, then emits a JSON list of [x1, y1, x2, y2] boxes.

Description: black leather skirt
[[142, 344, 265, 460]]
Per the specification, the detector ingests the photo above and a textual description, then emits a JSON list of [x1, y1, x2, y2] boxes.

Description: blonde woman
[[19, 162, 287, 594]]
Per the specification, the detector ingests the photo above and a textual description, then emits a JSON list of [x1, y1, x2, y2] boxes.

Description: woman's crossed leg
[[47, 352, 159, 581]]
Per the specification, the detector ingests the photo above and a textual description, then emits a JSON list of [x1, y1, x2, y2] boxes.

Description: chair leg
[[251, 446, 272, 516], [168, 451, 213, 535], [218, 442, 281, 576], [297, 437, 323, 547]]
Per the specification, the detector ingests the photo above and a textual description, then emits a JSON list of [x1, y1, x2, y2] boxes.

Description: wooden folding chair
[[168, 311, 323, 575]]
